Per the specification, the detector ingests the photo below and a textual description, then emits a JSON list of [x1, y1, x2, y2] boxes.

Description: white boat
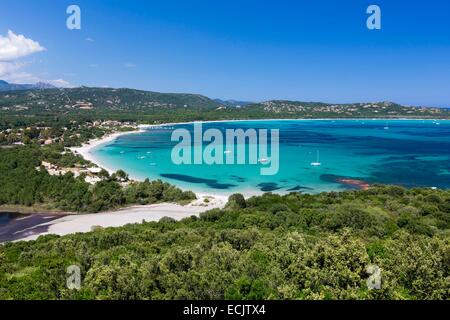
[[310, 150, 322, 167], [224, 150, 232, 154], [258, 158, 269, 164]]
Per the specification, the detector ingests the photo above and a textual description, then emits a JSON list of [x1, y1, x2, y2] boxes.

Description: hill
[[243, 100, 449, 119], [1, 86, 449, 130], [0, 185, 448, 299], [0, 80, 56, 92], [0, 86, 223, 111], [214, 98, 253, 107]]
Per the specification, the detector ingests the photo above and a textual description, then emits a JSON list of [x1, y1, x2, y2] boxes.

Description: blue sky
[[1, 0, 449, 107]]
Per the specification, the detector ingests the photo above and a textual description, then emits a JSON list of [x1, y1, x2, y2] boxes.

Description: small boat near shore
[[310, 150, 322, 167]]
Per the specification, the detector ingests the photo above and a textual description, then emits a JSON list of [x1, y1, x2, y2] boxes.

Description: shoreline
[[138, 117, 450, 129], [71, 129, 145, 174], [71, 117, 449, 195], [11, 196, 227, 242], [8, 117, 449, 242], [74, 117, 450, 167]]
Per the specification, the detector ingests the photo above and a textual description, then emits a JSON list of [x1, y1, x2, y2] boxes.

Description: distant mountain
[[214, 99, 253, 108], [0, 84, 448, 120], [0, 80, 56, 92]]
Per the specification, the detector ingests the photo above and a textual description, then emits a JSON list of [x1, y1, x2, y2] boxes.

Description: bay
[[90, 119, 450, 195]]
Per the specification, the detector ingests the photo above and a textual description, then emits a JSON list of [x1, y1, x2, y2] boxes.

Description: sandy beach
[[14, 194, 227, 242], [70, 129, 144, 173]]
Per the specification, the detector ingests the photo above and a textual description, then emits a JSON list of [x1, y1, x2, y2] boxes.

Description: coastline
[[4, 127, 229, 243], [75, 117, 449, 169], [12, 196, 226, 242], [71, 129, 144, 174], [74, 117, 449, 152], [7, 118, 449, 242], [71, 117, 449, 193], [138, 117, 450, 129]]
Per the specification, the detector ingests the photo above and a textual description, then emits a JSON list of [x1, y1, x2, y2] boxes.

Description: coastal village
[[37, 160, 131, 185], [261, 101, 447, 117], [0, 119, 138, 185], [0, 119, 137, 146]]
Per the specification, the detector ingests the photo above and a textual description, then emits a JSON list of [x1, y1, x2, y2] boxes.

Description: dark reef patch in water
[[368, 159, 450, 189], [397, 130, 450, 138], [320, 174, 372, 190], [287, 185, 314, 191], [381, 155, 419, 162], [230, 175, 246, 182], [258, 182, 283, 192], [160, 174, 236, 189]]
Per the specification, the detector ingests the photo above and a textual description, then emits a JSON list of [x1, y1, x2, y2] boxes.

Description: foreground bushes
[[0, 187, 449, 300]]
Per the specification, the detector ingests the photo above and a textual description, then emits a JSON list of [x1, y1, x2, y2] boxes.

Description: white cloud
[[0, 30, 45, 61], [85, 37, 95, 42], [0, 61, 22, 77], [2, 70, 38, 83], [1, 68, 73, 87], [124, 63, 136, 68], [0, 30, 72, 88]]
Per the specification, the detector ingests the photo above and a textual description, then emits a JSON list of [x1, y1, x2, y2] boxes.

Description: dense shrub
[[1, 186, 449, 300], [0, 146, 195, 212]]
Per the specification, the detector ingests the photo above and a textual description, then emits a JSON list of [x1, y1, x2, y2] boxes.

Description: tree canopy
[[1, 186, 448, 300]]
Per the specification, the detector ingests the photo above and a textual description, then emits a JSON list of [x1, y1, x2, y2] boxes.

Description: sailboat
[[310, 150, 322, 167]]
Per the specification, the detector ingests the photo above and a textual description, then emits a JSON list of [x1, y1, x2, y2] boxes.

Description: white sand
[[17, 193, 227, 242], [70, 130, 144, 174]]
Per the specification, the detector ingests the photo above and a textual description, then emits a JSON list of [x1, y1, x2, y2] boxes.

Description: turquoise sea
[[91, 120, 450, 195]]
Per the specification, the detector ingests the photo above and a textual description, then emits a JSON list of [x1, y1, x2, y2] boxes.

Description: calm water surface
[[90, 120, 450, 195]]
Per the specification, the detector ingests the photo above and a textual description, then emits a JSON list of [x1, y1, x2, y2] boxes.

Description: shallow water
[[91, 120, 450, 195]]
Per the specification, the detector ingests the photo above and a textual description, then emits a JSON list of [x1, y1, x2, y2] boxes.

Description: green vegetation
[[0, 186, 448, 300], [1, 86, 449, 300], [2, 87, 448, 151], [1, 88, 449, 134], [0, 146, 195, 213]]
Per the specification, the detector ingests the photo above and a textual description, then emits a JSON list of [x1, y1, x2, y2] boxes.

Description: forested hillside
[[1, 186, 449, 300], [0, 146, 195, 213], [1, 86, 449, 301], [1, 87, 449, 130]]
